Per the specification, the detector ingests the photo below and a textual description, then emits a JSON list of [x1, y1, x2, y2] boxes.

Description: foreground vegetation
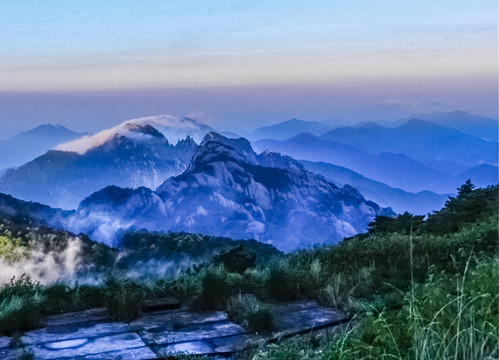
[[0, 183, 497, 359]]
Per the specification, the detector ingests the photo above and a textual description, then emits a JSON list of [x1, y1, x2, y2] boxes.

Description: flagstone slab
[[0, 299, 348, 359], [0, 348, 22, 360], [271, 303, 344, 336], [158, 340, 215, 356], [0, 336, 10, 349], [30, 332, 150, 359], [72, 346, 157, 360], [140, 320, 249, 346], [129, 309, 228, 331], [21, 321, 132, 346]]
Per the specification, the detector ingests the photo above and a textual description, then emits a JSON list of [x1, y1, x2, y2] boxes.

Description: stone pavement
[[0, 299, 348, 359]]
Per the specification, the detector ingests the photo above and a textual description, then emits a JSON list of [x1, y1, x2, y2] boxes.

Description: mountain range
[[0, 111, 496, 228], [253, 118, 498, 194], [0, 120, 199, 209], [299, 160, 448, 214], [248, 118, 332, 141], [400, 111, 498, 142], [0, 124, 87, 170], [62, 132, 392, 251], [253, 134, 457, 194], [319, 119, 497, 168]]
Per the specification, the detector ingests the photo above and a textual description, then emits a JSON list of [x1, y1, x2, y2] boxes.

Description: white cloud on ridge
[[55, 114, 212, 154]]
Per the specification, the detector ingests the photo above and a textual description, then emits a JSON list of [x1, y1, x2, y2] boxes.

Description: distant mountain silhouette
[[319, 119, 497, 168], [299, 160, 448, 215], [456, 164, 498, 189], [0, 124, 87, 170], [253, 134, 456, 194], [0, 122, 197, 209], [403, 110, 498, 142], [249, 118, 331, 141]]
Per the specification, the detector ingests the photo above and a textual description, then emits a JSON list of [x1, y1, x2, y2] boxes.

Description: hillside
[[0, 192, 280, 284], [1, 184, 496, 359]]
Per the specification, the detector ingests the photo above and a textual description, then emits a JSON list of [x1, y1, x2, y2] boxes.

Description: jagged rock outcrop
[[68, 132, 392, 250]]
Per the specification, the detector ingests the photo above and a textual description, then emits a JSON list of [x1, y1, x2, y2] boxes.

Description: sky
[[0, 0, 497, 135]]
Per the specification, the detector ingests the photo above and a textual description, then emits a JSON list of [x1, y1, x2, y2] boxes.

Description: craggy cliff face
[[66, 132, 392, 251]]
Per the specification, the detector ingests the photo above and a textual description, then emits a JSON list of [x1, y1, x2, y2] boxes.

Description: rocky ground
[[0, 299, 348, 359]]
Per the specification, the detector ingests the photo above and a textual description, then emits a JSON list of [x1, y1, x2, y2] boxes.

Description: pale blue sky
[[1, 0, 496, 89], [0, 0, 497, 133]]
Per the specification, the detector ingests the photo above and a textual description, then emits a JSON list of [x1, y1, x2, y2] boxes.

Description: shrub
[[18, 349, 35, 360], [77, 284, 107, 308], [265, 266, 295, 301], [214, 245, 256, 274], [252, 336, 316, 360], [43, 284, 78, 314], [9, 332, 24, 348], [166, 267, 204, 301], [228, 294, 275, 334], [247, 308, 274, 334], [196, 265, 232, 309], [103, 277, 145, 321], [0, 275, 45, 335]]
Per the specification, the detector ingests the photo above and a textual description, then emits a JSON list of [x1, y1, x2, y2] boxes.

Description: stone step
[[143, 297, 181, 313]]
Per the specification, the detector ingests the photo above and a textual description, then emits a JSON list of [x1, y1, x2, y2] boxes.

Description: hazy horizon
[[0, 1, 497, 136], [0, 85, 497, 139]]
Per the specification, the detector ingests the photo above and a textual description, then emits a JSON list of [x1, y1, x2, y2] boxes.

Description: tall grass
[[0, 275, 45, 335], [103, 277, 146, 321], [250, 251, 498, 360], [409, 257, 498, 360], [228, 293, 275, 334]]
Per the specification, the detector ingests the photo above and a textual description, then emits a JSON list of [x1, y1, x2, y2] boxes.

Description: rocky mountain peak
[[123, 123, 167, 140], [193, 132, 259, 167], [257, 150, 305, 175]]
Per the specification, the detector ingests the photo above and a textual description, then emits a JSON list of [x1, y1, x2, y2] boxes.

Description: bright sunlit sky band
[[0, 0, 497, 133]]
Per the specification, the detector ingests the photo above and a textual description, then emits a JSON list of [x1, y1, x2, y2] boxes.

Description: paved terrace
[[0, 299, 349, 359]]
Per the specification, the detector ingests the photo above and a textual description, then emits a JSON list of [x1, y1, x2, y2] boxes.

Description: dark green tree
[[368, 212, 424, 235], [426, 183, 497, 234], [457, 179, 475, 198]]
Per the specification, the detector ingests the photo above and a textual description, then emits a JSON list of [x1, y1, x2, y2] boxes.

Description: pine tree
[[457, 179, 475, 198]]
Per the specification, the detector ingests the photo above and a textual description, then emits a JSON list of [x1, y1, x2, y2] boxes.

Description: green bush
[[228, 294, 275, 334], [214, 245, 257, 274], [247, 308, 274, 334], [103, 277, 145, 321], [77, 284, 107, 308], [42, 284, 79, 314], [0, 275, 45, 335], [18, 349, 35, 360], [251, 255, 498, 359], [196, 265, 232, 309], [265, 266, 295, 301]]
